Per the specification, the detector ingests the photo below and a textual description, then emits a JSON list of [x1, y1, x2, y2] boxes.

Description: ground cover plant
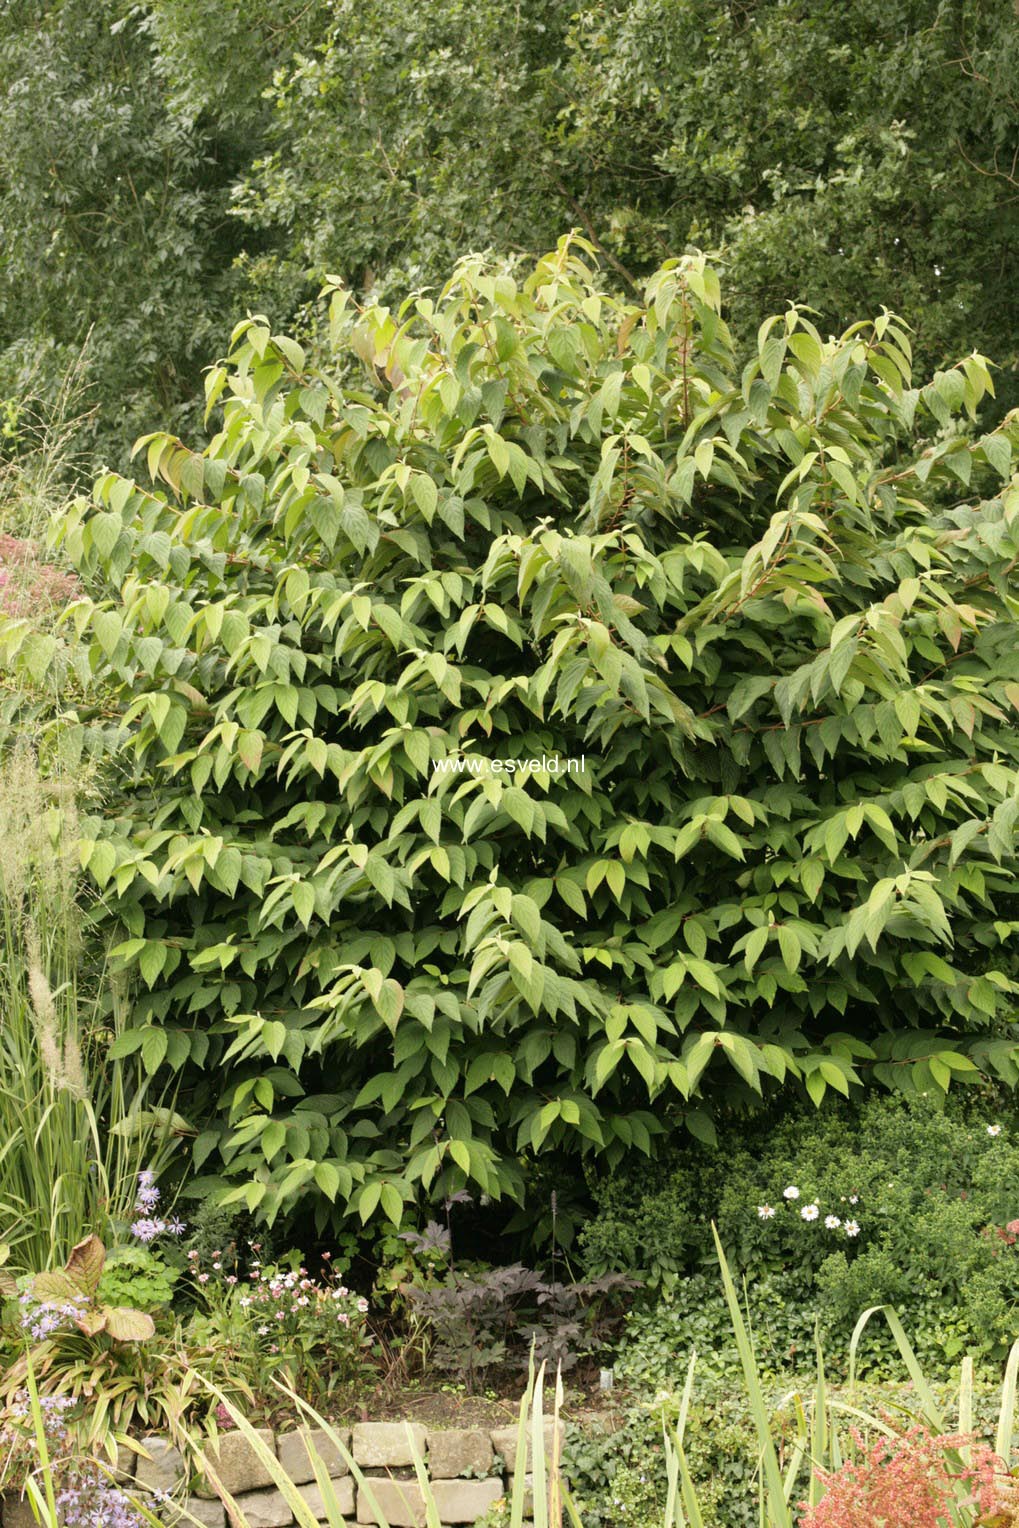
[[7, 244, 1019, 1246], [582, 1091, 1019, 1369]]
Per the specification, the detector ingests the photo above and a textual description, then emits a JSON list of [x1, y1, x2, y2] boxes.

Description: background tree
[[3, 0, 1019, 470], [0, 0, 311, 461]]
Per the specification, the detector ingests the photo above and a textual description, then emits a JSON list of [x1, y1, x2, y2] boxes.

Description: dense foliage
[[6, 9, 1019, 1526], [0, 0, 265, 458], [4, 0, 1019, 466], [584, 1093, 1019, 1368], [6, 245, 1019, 1237]]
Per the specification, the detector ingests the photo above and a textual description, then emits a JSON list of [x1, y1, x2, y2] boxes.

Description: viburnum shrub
[[801, 1427, 1001, 1528], [9, 238, 1019, 1234]]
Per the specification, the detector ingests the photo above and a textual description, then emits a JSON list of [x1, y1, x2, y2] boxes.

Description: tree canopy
[[2, 0, 1019, 467]]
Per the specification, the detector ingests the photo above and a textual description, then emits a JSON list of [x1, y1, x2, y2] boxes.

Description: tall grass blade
[[848, 1305, 946, 1432], [178, 1389, 325, 1527], [676, 1349, 696, 1447], [995, 1338, 1019, 1465], [508, 1354, 536, 1528], [24, 1355, 59, 1525], [548, 1365, 564, 1528], [287, 1391, 400, 1528], [959, 1354, 973, 1465], [711, 1223, 793, 1528], [781, 1394, 807, 1508], [409, 1424, 443, 1528], [809, 1322, 829, 1507], [675, 1436, 706, 1528], [663, 1421, 684, 1528], [531, 1361, 548, 1528]]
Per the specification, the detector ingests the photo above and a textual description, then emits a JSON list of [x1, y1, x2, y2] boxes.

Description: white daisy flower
[[824, 1215, 841, 1230], [988, 1125, 1002, 1137], [783, 1186, 800, 1200], [849, 1194, 858, 1204], [801, 1203, 820, 1221], [757, 1205, 776, 1219], [844, 1220, 860, 1237]]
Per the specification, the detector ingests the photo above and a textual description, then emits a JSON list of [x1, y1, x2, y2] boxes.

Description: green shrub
[[613, 1270, 820, 1392], [584, 1092, 1019, 1368], [10, 242, 1019, 1237], [578, 1149, 718, 1291], [564, 1398, 759, 1528], [718, 1093, 1019, 1362]]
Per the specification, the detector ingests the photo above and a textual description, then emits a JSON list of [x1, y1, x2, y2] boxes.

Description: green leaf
[[140, 1029, 168, 1076], [314, 1163, 340, 1201], [292, 881, 315, 929], [379, 1183, 404, 1226], [777, 926, 800, 973], [92, 610, 123, 657], [364, 855, 397, 905], [373, 977, 405, 1029]]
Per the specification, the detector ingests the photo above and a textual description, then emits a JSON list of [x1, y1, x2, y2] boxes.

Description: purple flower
[[1, 1387, 145, 1528], [130, 1217, 166, 1243], [20, 1297, 85, 1340], [134, 1170, 161, 1214]]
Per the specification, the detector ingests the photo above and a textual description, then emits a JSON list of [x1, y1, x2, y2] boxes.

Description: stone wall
[[1, 1419, 563, 1528]]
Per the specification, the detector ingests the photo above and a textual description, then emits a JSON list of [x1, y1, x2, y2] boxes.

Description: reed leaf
[[711, 1223, 794, 1528], [995, 1338, 1019, 1465]]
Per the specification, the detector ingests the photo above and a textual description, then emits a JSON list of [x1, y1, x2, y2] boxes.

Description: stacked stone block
[[0, 1418, 564, 1526]]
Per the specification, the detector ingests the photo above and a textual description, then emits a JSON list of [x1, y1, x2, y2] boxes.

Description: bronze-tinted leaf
[[65, 1235, 106, 1296], [74, 1307, 108, 1337], [31, 1270, 79, 1303], [104, 1306, 156, 1342]]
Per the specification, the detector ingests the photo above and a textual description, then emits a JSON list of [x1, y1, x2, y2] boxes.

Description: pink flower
[[197, 1273, 210, 1284], [801, 1427, 1001, 1528]]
